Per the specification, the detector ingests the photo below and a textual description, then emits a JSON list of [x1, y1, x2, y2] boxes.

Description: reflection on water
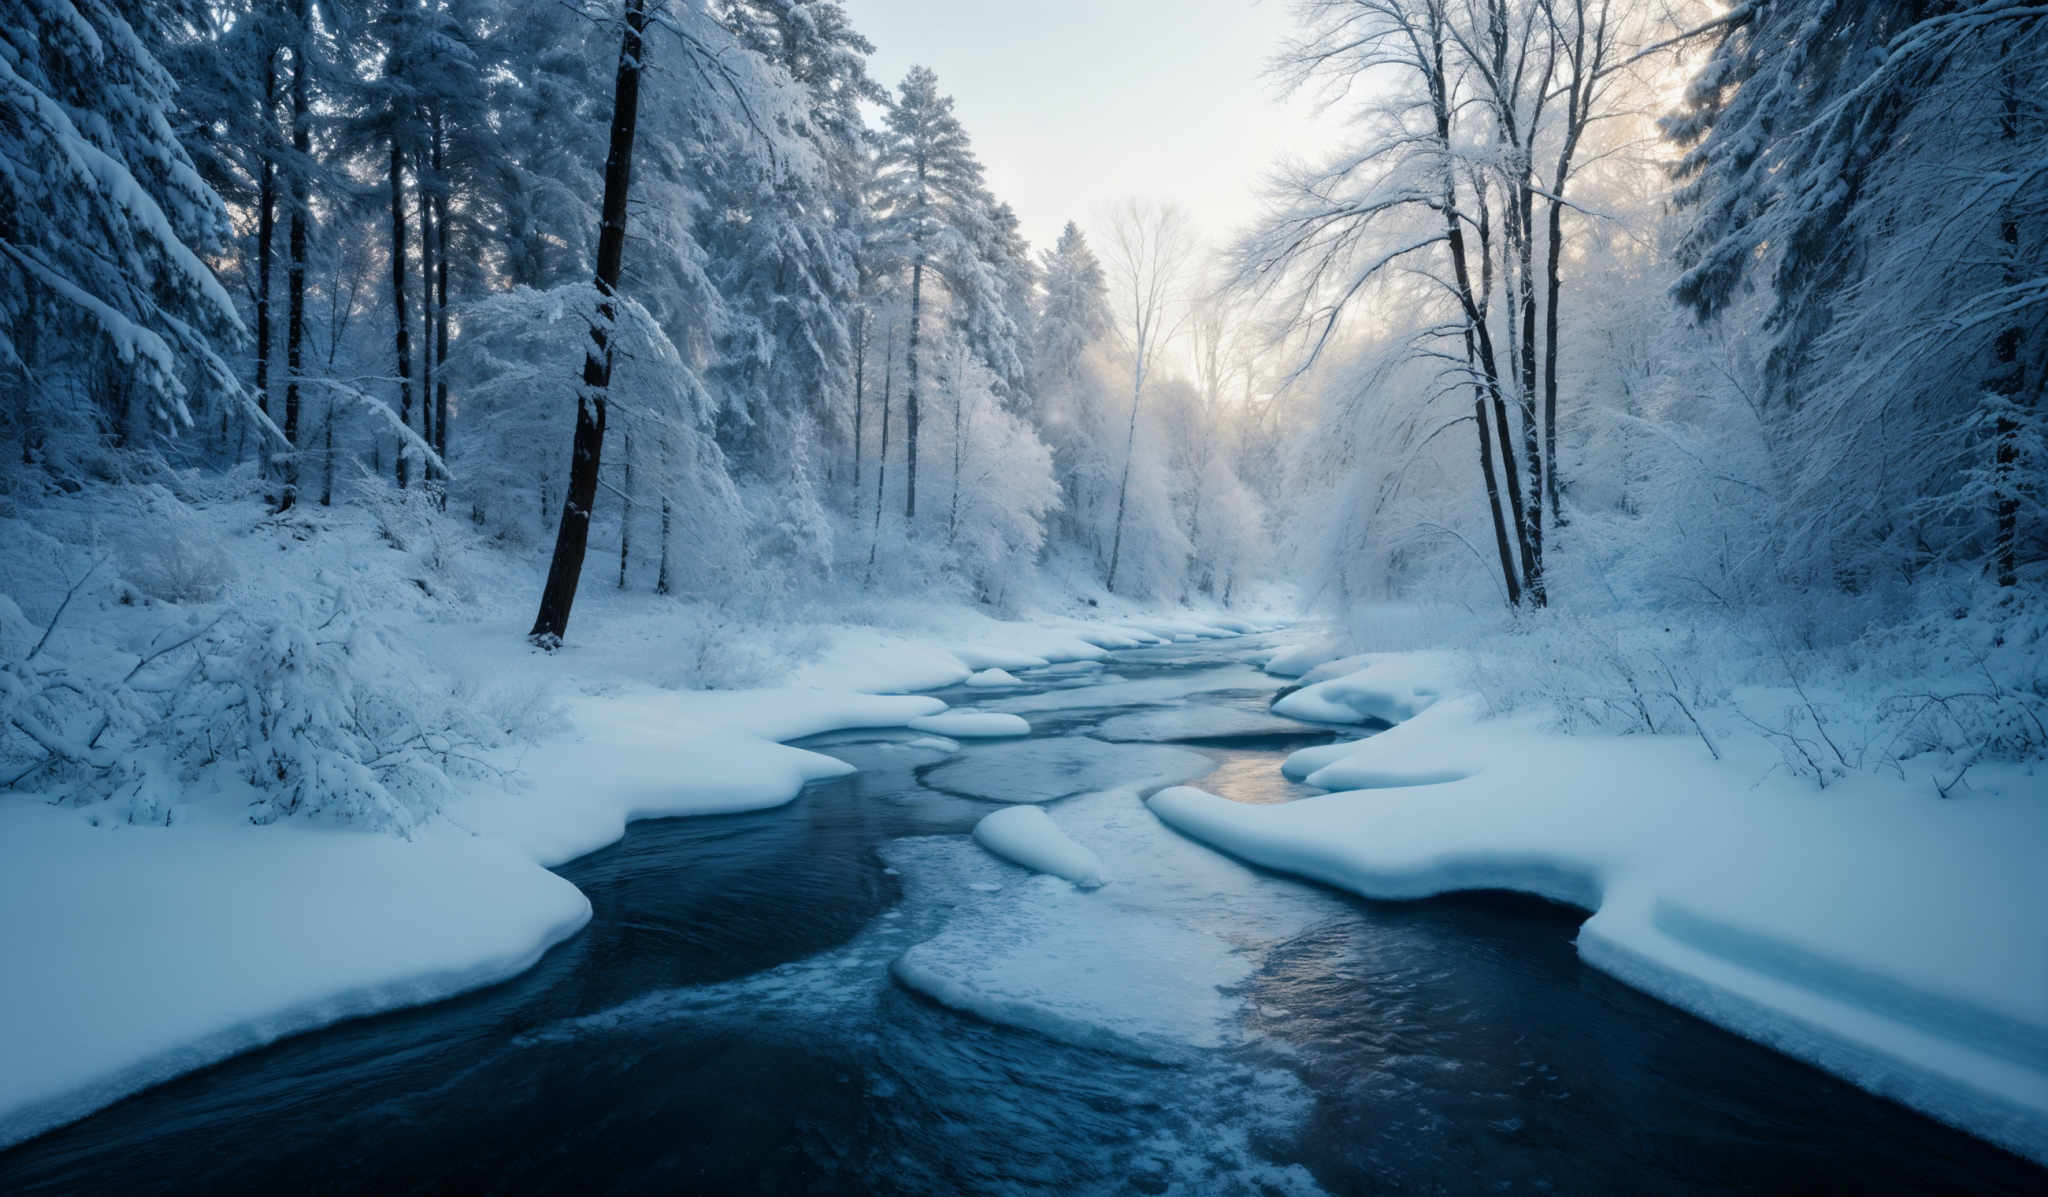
[[2, 633, 2041, 1195]]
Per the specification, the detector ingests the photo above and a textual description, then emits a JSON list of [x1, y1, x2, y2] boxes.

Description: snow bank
[[1149, 677, 2048, 1166], [0, 802, 591, 1153], [965, 667, 1021, 687], [907, 710, 1031, 739], [972, 806, 1108, 888]]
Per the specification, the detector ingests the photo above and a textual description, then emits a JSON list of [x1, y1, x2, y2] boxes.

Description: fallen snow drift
[[921, 737, 1213, 804], [1149, 682, 2048, 1166], [972, 806, 1108, 887]]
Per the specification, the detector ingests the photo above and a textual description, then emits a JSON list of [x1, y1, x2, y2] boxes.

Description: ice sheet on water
[[1093, 705, 1331, 743], [985, 664, 1274, 714], [918, 736, 1213, 804]]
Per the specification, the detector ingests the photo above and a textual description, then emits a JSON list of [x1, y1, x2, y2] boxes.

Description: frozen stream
[[1, 633, 2040, 1193]]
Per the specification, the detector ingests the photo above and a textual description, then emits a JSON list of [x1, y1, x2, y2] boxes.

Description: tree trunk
[[388, 133, 413, 490], [432, 108, 451, 474], [529, 0, 647, 646], [1106, 367, 1143, 592], [656, 497, 673, 595], [1515, 180, 1546, 606], [851, 306, 867, 501], [255, 44, 278, 481], [280, 4, 309, 512], [618, 429, 632, 588], [904, 257, 924, 521], [867, 321, 895, 578], [948, 359, 964, 541], [419, 155, 436, 476], [1425, 16, 1528, 607], [1993, 49, 2023, 588]]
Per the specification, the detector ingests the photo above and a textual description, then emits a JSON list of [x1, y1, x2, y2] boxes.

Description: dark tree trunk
[[904, 257, 924, 521], [948, 364, 963, 542], [529, 0, 647, 646], [618, 429, 632, 588], [1106, 377, 1141, 591], [389, 134, 413, 489], [1476, 393, 1522, 608], [1515, 181, 1546, 606], [1993, 51, 2024, 588], [656, 497, 673, 594], [867, 321, 895, 578], [1425, 14, 1529, 607], [280, 3, 309, 511], [419, 157, 436, 475], [432, 109, 451, 471], [851, 306, 867, 499], [255, 44, 278, 478]]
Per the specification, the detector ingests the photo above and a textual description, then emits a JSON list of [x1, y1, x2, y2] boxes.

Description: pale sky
[[850, 0, 1348, 259]]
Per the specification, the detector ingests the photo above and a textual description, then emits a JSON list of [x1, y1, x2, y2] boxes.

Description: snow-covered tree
[[1, 0, 248, 467]]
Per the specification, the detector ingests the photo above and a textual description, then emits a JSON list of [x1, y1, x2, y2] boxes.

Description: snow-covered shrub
[[117, 487, 236, 603], [1471, 613, 1730, 750], [1, 577, 500, 835]]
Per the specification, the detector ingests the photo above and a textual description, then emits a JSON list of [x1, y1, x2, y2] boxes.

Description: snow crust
[[972, 806, 1108, 888], [1149, 653, 2048, 1165], [965, 667, 1021, 687]]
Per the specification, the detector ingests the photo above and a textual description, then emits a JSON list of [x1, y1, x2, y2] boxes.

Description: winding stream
[[1, 632, 2039, 1194]]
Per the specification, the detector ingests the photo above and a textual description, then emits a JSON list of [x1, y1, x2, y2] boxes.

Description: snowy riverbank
[[0, 592, 1267, 1152], [1148, 642, 2048, 1166]]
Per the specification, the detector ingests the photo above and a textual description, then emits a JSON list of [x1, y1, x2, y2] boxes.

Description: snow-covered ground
[[1148, 637, 2048, 1166], [0, 491, 1278, 1152]]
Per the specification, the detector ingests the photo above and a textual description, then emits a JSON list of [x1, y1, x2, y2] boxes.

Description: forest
[[1, 0, 2045, 1190]]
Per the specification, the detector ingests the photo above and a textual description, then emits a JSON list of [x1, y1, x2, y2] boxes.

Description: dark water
[[1, 633, 2040, 1195]]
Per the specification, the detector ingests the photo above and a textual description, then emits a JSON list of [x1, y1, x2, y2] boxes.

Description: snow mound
[[965, 667, 1022, 688], [973, 806, 1108, 888], [904, 735, 960, 753], [950, 646, 1052, 671], [1148, 681, 2048, 1167], [1262, 638, 1350, 679], [907, 710, 1031, 739], [920, 736, 1213, 804], [1271, 653, 1462, 725]]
